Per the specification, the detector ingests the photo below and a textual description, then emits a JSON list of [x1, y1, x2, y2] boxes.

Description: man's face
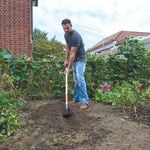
[[62, 23, 72, 34]]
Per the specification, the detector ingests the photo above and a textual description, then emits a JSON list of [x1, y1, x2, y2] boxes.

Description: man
[[62, 19, 89, 109]]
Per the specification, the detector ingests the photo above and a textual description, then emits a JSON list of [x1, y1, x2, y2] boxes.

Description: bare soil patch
[[0, 98, 150, 150]]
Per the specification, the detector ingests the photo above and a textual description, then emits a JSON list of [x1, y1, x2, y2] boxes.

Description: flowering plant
[[133, 81, 142, 94], [100, 82, 111, 91], [137, 83, 142, 94]]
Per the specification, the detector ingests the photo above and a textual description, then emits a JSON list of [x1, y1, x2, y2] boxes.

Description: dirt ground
[[0, 98, 150, 150]]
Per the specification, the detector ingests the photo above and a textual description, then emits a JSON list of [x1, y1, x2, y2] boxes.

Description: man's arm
[[64, 43, 70, 66], [66, 46, 78, 74]]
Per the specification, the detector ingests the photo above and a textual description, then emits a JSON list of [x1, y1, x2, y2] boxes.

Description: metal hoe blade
[[63, 109, 71, 118]]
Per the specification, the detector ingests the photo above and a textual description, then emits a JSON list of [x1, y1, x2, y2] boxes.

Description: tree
[[33, 28, 48, 40], [33, 28, 65, 59], [50, 35, 56, 41], [33, 39, 65, 59]]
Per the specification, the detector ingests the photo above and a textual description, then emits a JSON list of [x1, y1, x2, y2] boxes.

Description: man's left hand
[[64, 68, 69, 74]]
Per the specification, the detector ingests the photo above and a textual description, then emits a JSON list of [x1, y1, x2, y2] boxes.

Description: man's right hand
[[64, 60, 68, 67]]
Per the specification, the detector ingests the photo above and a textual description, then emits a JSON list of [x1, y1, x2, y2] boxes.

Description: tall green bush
[[33, 39, 65, 59], [106, 54, 127, 84], [118, 36, 148, 83], [33, 28, 65, 60], [85, 54, 107, 97], [33, 28, 49, 40]]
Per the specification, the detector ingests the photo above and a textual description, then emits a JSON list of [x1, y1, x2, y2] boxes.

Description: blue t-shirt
[[64, 30, 86, 62]]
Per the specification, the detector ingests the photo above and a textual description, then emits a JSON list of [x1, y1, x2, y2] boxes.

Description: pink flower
[[138, 87, 142, 90], [100, 82, 111, 91]]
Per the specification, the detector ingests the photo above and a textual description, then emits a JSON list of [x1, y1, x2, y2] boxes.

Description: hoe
[[63, 64, 71, 118]]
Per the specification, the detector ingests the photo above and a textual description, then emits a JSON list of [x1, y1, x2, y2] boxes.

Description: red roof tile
[[88, 31, 150, 51]]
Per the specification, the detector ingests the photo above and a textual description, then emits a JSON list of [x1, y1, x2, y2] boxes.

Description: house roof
[[88, 31, 150, 52]]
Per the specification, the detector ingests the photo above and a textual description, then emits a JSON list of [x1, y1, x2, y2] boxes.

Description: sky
[[33, 0, 150, 50]]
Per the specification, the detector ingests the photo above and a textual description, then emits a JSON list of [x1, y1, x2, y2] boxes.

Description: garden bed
[[0, 98, 150, 150]]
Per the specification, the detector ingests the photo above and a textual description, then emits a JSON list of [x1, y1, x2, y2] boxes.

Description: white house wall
[[98, 36, 150, 58], [88, 41, 116, 55], [141, 36, 150, 51], [98, 47, 125, 59]]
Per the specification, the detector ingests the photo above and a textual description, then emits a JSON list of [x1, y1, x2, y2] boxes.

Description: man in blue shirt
[[62, 19, 89, 109]]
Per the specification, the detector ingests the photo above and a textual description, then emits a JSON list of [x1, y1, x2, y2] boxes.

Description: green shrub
[[94, 81, 144, 109], [0, 91, 26, 142], [95, 89, 119, 106], [85, 54, 107, 97], [118, 36, 148, 83], [142, 87, 150, 99]]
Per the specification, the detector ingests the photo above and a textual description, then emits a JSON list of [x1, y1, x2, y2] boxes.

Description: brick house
[[0, 0, 38, 58], [88, 31, 150, 58]]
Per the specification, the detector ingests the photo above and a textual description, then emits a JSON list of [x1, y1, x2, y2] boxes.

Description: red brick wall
[[0, 0, 32, 57]]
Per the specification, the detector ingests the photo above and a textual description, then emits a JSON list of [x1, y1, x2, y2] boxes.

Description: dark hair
[[62, 19, 72, 25]]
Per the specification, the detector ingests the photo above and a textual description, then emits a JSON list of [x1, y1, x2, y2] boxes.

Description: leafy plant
[[95, 81, 145, 110], [0, 91, 26, 142], [85, 54, 107, 97], [106, 54, 127, 84], [0, 73, 26, 142], [142, 87, 150, 99], [95, 89, 119, 106], [118, 36, 148, 83], [116, 82, 137, 108], [0, 48, 12, 85]]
